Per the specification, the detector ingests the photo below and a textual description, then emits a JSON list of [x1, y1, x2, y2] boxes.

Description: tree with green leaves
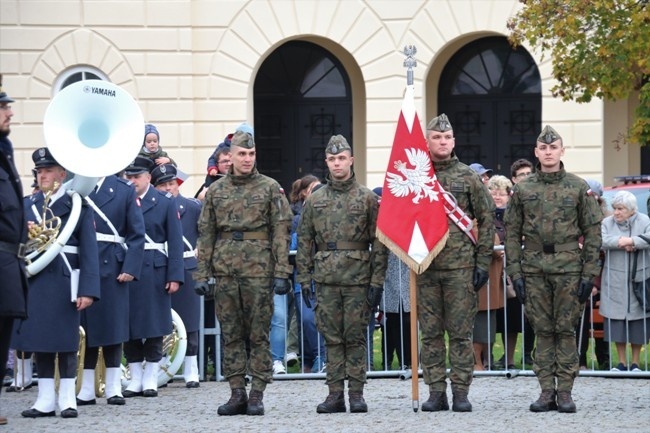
[[508, 0, 649, 145]]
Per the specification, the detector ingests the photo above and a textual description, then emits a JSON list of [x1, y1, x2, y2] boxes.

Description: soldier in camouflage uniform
[[504, 125, 602, 413], [418, 114, 494, 413], [296, 135, 387, 414], [193, 130, 293, 416]]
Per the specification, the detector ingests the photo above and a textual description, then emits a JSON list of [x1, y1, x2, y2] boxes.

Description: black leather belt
[[525, 240, 579, 254], [0, 241, 26, 259], [317, 241, 369, 251], [219, 231, 269, 241]]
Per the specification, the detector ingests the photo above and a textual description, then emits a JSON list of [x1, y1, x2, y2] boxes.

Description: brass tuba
[[121, 309, 187, 388], [26, 80, 144, 276]]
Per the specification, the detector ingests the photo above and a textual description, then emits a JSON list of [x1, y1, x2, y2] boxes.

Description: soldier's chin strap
[[438, 186, 477, 245]]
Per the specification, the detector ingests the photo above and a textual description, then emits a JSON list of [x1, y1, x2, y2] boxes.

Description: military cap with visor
[[123, 156, 155, 175], [151, 164, 178, 186], [32, 147, 60, 168], [537, 125, 562, 144], [325, 134, 351, 155], [426, 113, 453, 132]]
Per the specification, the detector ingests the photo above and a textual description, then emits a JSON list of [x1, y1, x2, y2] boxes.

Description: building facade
[[0, 0, 642, 193]]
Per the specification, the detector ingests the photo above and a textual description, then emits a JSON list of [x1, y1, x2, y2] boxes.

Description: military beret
[[325, 135, 351, 155], [151, 164, 178, 186], [230, 130, 255, 149], [426, 113, 453, 132], [32, 147, 60, 169], [123, 156, 155, 175], [537, 125, 562, 144]]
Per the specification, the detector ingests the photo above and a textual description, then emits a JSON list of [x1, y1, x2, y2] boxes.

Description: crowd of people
[[1, 76, 649, 427]]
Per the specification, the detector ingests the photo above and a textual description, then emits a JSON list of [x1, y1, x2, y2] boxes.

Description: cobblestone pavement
[[1, 375, 648, 432]]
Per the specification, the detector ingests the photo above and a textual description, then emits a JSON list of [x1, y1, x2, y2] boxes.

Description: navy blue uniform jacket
[[129, 185, 184, 339], [81, 175, 145, 347], [13, 190, 100, 352], [172, 194, 202, 333]]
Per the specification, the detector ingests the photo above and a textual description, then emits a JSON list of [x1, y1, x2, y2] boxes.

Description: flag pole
[[409, 269, 419, 412], [403, 45, 420, 413]]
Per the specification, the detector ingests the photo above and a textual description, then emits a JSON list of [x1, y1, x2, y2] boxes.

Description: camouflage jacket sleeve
[[470, 174, 496, 272], [578, 183, 604, 280], [194, 186, 217, 282], [368, 194, 388, 288], [269, 181, 294, 278], [295, 200, 315, 288], [504, 184, 524, 280]]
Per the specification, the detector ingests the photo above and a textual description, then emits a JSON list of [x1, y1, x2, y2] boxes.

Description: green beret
[[426, 113, 453, 132], [537, 125, 562, 144], [230, 130, 255, 149], [325, 135, 351, 155]]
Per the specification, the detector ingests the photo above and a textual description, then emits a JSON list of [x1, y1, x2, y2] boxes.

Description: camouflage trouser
[[314, 283, 369, 392], [417, 267, 477, 393], [214, 276, 273, 392], [524, 273, 582, 392]]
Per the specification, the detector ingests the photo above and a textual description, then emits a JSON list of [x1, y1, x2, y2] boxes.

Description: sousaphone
[[26, 80, 144, 276]]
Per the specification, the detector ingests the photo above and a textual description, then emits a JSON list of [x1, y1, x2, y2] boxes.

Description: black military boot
[[529, 389, 558, 412], [217, 388, 248, 416], [557, 391, 577, 413], [316, 391, 346, 413], [421, 391, 449, 412], [451, 389, 472, 412], [246, 390, 264, 416], [348, 391, 368, 413]]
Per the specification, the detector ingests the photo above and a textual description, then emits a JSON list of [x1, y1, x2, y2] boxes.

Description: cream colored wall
[[0, 0, 612, 194]]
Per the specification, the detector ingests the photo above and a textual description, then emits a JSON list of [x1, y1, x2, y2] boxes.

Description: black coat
[[0, 138, 28, 319]]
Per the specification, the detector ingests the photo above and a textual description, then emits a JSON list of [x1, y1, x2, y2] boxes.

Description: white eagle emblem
[[386, 148, 439, 204]]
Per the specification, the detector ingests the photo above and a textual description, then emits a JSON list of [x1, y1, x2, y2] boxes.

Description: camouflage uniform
[[296, 151, 387, 397], [417, 154, 495, 395], [194, 163, 292, 394], [504, 161, 602, 394]]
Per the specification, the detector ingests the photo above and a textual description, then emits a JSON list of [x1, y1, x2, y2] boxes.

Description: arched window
[[54, 66, 108, 94]]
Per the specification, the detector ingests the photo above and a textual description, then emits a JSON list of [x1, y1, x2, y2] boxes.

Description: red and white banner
[[376, 85, 448, 274]]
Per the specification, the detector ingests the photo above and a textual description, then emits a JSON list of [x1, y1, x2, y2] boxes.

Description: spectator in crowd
[[139, 123, 176, 166], [576, 179, 610, 370], [379, 250, 412, 371], [473, 175, 509, 371], [505, 125, 602, 413], [287, 175, 323, 372], [508, 158, 535, 367], [296, 135, 387, 413], [416, 114, 494, 413], [194, 130, 293, 416], [600, 190, 650, 372], [469, 163, 493, 184]]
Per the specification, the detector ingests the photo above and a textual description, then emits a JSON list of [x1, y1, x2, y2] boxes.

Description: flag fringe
[[376, 230, 449, 275]]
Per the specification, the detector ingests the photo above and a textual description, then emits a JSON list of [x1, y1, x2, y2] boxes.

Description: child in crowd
[[139, 123, 176, 166]]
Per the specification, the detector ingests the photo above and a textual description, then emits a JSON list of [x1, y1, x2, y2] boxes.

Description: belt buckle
[[543, 244, 555, 254], [326, 242, 336, 251], [17, 243, 26, 259], [232, 231, 244, 241]]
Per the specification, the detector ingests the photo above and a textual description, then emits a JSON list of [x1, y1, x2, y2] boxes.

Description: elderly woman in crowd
[[473, 175, 509, 370], [600, 190, 650, 372]]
